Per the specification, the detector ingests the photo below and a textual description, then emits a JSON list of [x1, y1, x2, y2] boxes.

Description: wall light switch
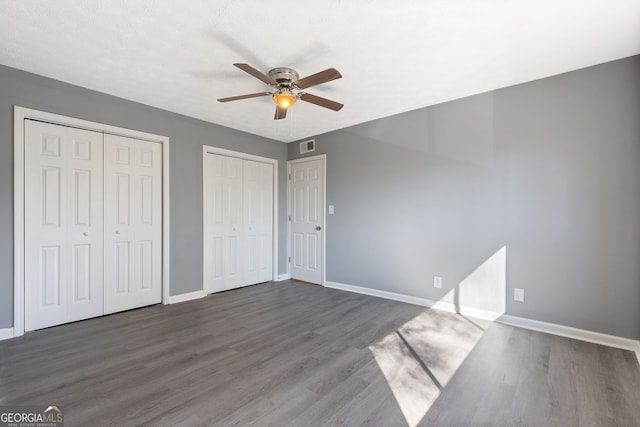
[[433, 276, 442, 289], [328, 205, 334, 215], [514, 288, 525, 302]]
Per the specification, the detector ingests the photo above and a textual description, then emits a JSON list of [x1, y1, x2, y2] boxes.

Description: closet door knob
[[115, 230, 120, 234], [83, 232, 89, 236]]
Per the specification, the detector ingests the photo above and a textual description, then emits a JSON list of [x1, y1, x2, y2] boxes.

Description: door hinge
[[288, 173, 291, 180], [288, 257, 291, 263], [288, 215, 291, 221]]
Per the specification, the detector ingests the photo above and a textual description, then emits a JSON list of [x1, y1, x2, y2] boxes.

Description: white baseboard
[[324, 281, 502, 321], [498, 315, 640, 364], [168, 290, 206, 304], [429, 299, 503, 321], [324, 280, 640, 364], [0, 328, 15, 341], [275, 274, 290, 282], [325, 280, 435, 304]]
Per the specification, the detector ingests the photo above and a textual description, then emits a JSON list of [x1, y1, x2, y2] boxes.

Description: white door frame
[[287, 154, 327, 285], [202, 145, 279, 291], [13, 106, 171, 337]]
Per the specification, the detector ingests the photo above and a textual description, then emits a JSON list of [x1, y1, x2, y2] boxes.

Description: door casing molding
[[13, 106, 171, 337], [287, 154, 327, 285]]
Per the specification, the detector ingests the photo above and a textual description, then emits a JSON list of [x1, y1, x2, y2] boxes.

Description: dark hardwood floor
[[1, 280, 638, 426]]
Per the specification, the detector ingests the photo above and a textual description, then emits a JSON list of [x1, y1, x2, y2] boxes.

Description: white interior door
[[244, 160, 274, 284], [203, 153, 243, 293], [104, 134, 162, 314], [24, 120, 104, 331], [290, 158, 324, 284]]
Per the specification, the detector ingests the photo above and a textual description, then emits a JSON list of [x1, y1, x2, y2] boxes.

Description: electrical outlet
[[328, 205, 334, 215], [433, 276, 442, 289], [514, 288, 525, 302]]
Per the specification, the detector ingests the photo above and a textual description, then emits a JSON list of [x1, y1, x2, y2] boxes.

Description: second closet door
[[104, 134, 162, 314], [203, 153, 273, 294]]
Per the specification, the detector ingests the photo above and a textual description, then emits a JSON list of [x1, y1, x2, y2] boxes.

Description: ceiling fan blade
[[299, 93, 344, 111], [294, 68, 342, 89], [233, 63, 277, 86], [217, 92, 272, 102], [274, 105, 288, 120]]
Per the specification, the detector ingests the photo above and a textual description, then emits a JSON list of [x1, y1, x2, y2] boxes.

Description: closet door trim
[[202, 145, 279, 291], [13, 106, 171, 337]]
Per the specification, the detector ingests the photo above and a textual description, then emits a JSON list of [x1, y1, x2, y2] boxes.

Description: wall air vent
[[300, 139, 315, 154]]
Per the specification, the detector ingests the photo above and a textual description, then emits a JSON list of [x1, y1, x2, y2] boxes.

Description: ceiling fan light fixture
[[273, 90, 297, 109], [221, 63, 343, 119]]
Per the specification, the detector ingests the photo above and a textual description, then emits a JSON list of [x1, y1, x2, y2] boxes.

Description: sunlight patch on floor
[[370, 246, 506, 426], [370, 331, 440, 426], [370, 310, 488, 426]]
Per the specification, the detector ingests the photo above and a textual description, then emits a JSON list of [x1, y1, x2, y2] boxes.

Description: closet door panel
[[243, 160, 273, 285], [203, 154, 243, 293], [24, 120, 104, 331], [203, 154, 225, 293], [104, 134, 162, 314], [133, 141, 163, 305], [225, 157, 244, 289]]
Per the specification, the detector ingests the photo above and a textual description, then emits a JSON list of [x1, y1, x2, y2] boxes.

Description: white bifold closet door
[[24, 120, 104, 331], [203, 153, 273, 294], [24, 120, 163, 331], [103, 134, 163, 314]]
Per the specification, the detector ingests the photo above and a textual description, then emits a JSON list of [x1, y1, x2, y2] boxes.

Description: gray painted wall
[[0, 64, 288, 329], [290, 56, 640, 339]]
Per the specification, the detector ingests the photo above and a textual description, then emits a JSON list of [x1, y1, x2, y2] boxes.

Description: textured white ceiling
[[1, 1, 639, 143]]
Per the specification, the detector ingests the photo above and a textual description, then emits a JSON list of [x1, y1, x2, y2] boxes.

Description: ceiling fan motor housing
[[268, 67, 299, 86]]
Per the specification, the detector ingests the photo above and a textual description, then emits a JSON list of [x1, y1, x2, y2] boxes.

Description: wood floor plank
[[1, 280, 638, 426]]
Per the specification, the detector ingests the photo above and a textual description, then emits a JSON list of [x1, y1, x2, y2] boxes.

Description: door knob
[[115, 230, 120, 234], [315, 226, 322, 231], [83, 232, 89, 236]]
